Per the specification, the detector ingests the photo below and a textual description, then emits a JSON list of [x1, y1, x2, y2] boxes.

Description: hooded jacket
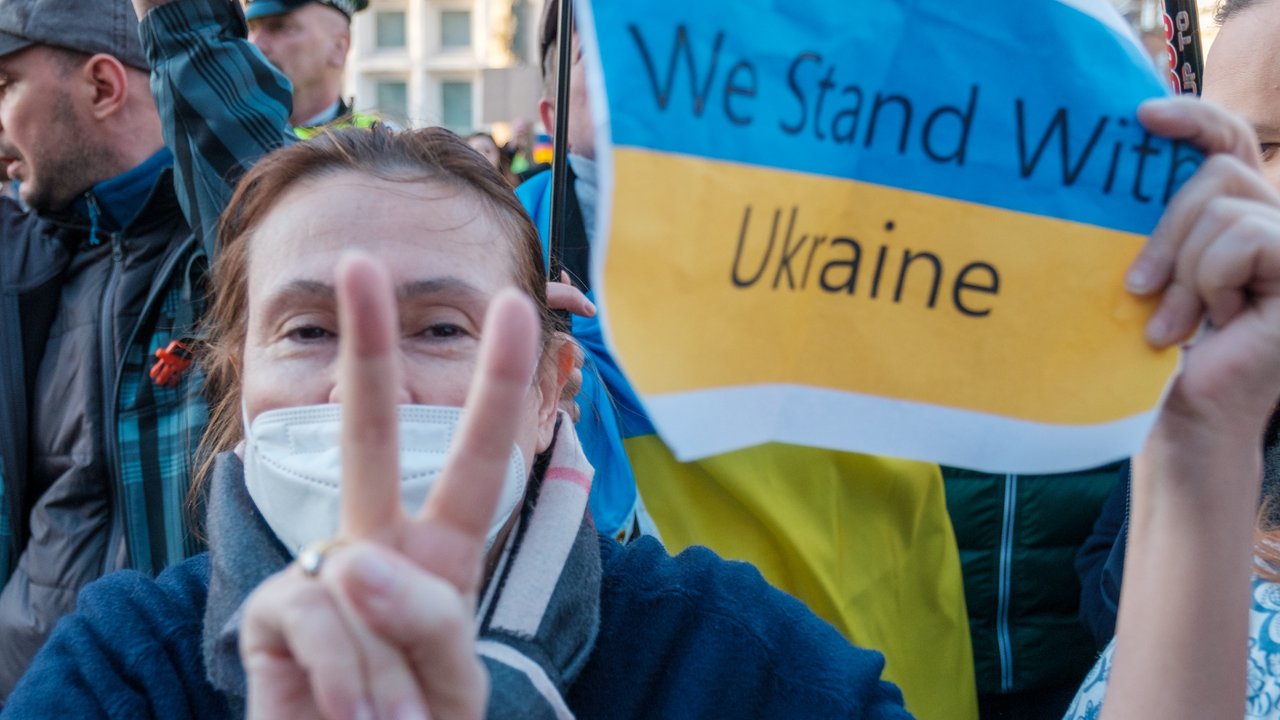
[[0, 154, 207, 698]]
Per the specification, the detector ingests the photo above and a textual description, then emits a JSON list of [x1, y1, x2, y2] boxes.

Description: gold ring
[[297, 538, 348, 578]]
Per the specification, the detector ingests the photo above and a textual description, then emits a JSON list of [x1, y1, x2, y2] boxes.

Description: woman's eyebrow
[[261, 277, 486, 318], [261, 279, 335, 319], [1254, 122, 1280, 139], [396, 277, 486, 303]]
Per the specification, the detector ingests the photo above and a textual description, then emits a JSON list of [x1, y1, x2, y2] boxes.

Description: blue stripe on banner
[[593, 0, 1193, 236]]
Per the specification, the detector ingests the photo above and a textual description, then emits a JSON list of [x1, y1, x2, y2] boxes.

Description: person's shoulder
[[597, 535, 837, 645], [2, 555, 218, 718], [73, 553, 211, 638], [515, 167, 554, 210], [0, 197, 79, 291], [583, 535, 909, 719]]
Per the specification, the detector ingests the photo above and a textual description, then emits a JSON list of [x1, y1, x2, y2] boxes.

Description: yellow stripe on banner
[[603, 148, 1177, 425]]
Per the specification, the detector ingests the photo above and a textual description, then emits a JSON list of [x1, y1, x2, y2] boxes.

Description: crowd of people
[[0, 0, 1279, 718]]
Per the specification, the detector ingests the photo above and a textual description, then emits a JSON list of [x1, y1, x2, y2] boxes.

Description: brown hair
[[1217, 0, 1267, 23], [1258, 525, 1280, 581], [539, 0, 571, 100], [195, 125, 562, 500]]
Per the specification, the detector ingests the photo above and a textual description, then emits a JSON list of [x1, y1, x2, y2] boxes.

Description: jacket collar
[[38, 148, 176, 244]]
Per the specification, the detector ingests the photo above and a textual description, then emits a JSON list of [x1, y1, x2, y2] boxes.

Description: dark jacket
[[1074, 464, 1129, 648], [1077, 414, 1280, 651], [1, 537, 911, 720], [0, 161, 207, 698], [943, 462, 1124, 696]]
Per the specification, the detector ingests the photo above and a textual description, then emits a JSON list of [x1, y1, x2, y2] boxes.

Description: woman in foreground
[[3, 92, 1279, 718], [0, 126, 909, 719]]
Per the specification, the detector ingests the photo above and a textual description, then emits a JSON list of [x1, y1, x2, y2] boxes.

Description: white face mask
[[242, 404, 528, 556]]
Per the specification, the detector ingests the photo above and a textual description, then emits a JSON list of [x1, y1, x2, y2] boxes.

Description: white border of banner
[[644, 385, 1157, 474]]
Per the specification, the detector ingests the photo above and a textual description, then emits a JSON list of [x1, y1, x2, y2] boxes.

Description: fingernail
[[396, 703, 429, 720], [1147, 312, 1172, 346], [355, 554, 395, 595], [1126, 259, 1155, 293], [585, 300, 597, 316]]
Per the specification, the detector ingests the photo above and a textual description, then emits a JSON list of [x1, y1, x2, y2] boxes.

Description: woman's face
[[1204, 1, 1280, 193], [239, 171, 558, 472]]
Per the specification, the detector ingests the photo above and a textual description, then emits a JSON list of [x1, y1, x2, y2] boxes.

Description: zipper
[[1124, 462, 1133, 536], [98, 207, 128, 575], [996, 473, 1018, 693]]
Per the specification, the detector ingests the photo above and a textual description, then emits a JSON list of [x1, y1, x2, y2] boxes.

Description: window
[[440, 80, 472, 133], [441, 9, 471, 49], [376, 80, 409, 125], [510, 0, 529, 61], [375, 11, 406, 49]]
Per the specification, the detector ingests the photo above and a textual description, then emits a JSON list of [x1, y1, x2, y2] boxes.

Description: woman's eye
[[1261, 143, 1279, 162], [423, 323, 465, 340], [286, 325, 333, 342]]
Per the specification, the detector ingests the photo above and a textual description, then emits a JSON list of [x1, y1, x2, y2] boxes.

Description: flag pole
[[1162, 0, 1204, 96], [548, 0, 575, 287]]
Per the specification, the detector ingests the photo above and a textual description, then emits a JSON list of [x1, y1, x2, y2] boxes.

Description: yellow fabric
[[626, 435, 977, 720], [292, 111, 380, 140]]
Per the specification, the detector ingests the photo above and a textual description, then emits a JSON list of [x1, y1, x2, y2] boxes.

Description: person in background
[[1076, 0, 1280, 651], [0, 0, 207, 699], [243, 0, 381, 136], [942, 461, 1126, 719], [467, 132, 518, 188], [516, 2, 977, 717], [1073, 5, 1280, 717], [506, 117, 539, 178]]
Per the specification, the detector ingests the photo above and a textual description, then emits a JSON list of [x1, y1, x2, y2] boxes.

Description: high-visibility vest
[[293, 110, 381, 140]]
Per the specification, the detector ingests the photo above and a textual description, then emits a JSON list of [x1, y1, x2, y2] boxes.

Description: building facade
[[345, 1, 1220, 134], [345, 0, 545, 133]]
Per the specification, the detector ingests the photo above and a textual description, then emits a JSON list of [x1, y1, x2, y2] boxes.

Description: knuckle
[[1203, 152, 1246, 178], [279, 585, 337, 639], [429, 591, 472, 641], [1202, 196, 1240, 227]]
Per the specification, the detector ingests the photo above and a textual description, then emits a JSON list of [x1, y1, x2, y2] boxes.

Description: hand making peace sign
[[239, 253, 542, 720]]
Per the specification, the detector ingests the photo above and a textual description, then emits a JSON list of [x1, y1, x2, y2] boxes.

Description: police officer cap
[[245, 0, 369, 22]]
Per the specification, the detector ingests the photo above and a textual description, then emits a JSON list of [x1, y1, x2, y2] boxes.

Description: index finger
[[414, 289, 540, 581], [1139, 97, 1261, 169], [1127, 99, 1274, 296], [337, 252, 405, 540]]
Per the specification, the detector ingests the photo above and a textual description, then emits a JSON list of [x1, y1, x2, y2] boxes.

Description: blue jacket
[[517, 169, 651, 538], [2, 537, 911, 720]]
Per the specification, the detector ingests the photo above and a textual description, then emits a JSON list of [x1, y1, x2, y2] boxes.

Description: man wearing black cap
[[244, 0, 378, 135], [0, 0, 207, 698]]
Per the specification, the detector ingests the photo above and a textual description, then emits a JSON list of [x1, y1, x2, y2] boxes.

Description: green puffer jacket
[[942, 462, 1124, 696]]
